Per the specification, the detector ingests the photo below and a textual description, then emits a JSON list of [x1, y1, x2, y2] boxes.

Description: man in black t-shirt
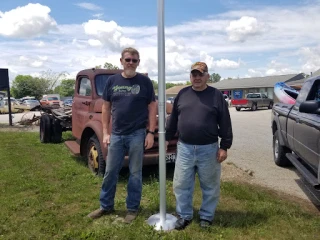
[[166, 62, 233, 230], [88, 47, 157, 223]]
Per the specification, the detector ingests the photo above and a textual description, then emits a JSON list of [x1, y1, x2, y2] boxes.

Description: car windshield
[[48, 97, 58, 100], [25, 100, 38, 103], [95, 74, 113, 96]]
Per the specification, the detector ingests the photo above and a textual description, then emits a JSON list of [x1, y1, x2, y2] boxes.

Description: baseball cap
[[190, 62, 208, 73]]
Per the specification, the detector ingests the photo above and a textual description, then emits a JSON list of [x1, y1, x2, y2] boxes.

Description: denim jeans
[[173, 141, 221, 222], [100, 128, 146, 212]]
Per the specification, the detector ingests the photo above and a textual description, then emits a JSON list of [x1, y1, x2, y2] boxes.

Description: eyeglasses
[[191, 72, 205, 77], [124, 58, 139, 63]]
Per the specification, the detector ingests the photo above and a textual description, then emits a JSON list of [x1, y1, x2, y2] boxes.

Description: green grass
[[0, 131, 319, 240]]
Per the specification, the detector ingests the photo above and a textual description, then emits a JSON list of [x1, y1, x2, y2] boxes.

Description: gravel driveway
[[223, 107, 320, 211]]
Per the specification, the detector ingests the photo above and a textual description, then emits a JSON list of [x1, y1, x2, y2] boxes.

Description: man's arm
[[145, 100, 157, 149], [102, 100, 112, 148]]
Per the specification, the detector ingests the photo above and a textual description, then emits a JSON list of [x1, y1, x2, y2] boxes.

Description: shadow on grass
[[214, 210, 267, 228]]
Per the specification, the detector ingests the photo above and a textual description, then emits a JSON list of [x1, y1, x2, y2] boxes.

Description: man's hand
[[165, 141, 169, 150], [103, 133, 111, 149], [217, 149, 227, 163], [145, 133, 154, 150]]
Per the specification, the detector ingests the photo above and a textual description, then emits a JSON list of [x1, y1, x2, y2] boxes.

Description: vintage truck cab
[[62, 68, 177, 175]]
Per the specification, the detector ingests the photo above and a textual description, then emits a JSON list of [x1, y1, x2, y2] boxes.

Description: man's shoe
[[123, 211, 138, 224], [87, 208, 114, 219], [199, 219, 212, 228], [174, 218, 192, 230]]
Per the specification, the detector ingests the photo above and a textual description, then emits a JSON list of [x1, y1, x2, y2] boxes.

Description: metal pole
[[147, 0, 177, 231]]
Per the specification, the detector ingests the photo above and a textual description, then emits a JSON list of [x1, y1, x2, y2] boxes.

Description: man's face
[[190, 70, 209, 89], [120, 52, 140, 73]]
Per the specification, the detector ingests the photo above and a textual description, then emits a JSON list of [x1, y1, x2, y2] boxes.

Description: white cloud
[[226, 16, 264, 42], [88, 39, 102, 47], [75, 3, 102, 11], [200, 51, 240, 70], [93, 13, 104, 19], [31, 61, 43, 68], [299, 46, 320, 74], [0, 3, 57, 38], [83, 20, 135, 51]]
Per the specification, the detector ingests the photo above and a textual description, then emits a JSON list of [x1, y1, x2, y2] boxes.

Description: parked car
[[271, 75, 320, 189], [231, 93, 273, 111], [63, 99, 73, 107], [40, 96, 60, 106], [21, 99, 41, 110], [39, 69, 178, 176], [166, 97, 175, 104]]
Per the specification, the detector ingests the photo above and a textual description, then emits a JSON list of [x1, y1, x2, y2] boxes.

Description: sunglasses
[[191, 71, 205, 77], [124, 58, 139, 63]]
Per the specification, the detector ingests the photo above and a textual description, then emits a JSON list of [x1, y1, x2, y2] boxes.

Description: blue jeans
[[173, 141, 221, 222], [100, 128, 146, 212]]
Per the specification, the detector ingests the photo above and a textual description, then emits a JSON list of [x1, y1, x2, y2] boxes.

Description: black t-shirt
[[165, 86, 233, 150], [102, 73, 155, 135]]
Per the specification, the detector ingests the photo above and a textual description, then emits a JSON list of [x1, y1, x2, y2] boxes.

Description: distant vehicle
[[40, 96, 60, 107], [166, 97, 175, 104], [21, 99, 41, 110], [271, 76, 320, 189], [63, 99, 73, 107], [231, 93, 273, 111]]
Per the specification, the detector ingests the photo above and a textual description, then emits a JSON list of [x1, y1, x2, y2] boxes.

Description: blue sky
[[0, 0, 320, 82]]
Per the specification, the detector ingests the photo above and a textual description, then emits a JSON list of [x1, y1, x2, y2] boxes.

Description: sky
[[1, 0, 320, 83]]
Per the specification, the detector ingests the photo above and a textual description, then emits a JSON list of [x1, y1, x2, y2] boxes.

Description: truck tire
[[268, 102, 273, 109], [40, 115, 51, 143], [251, 103, 257, 111], [273, 130, 291, 166], [236, 107, 241, 111], [51, 118, 62, 143], [87, 135, 106, 176]]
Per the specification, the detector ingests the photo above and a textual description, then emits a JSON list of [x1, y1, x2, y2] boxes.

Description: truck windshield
[[95, 74, 113, 96]]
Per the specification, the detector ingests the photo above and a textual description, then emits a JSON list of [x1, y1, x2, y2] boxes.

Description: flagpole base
[[147, 213, 177, 231]]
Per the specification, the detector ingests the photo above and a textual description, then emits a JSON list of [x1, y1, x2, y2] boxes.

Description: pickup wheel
[[236, 107, 241, 111], [273, 130, 291, 166], [40, 115, 51, 143], [268, 102, 273, 109], [251, 103, 257, 111], [87, 135, 106, 176]]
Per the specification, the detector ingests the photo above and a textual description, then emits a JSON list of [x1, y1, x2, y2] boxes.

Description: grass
[[0, 131, 319, 240]]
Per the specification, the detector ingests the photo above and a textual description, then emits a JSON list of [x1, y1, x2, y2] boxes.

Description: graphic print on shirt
[[112, 84, 141, 96]]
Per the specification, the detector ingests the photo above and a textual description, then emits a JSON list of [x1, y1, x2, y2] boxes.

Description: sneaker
[[174, 217, 192, 230], [123, 211, 138, 224], [199, 219, 212, 228], [87, 208, 114, 219]]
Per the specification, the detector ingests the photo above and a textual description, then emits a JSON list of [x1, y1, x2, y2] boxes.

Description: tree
[[104, 62, 119, 70], [11, 75, 50, 99], [57, 79, 76, 97], [39, 69, 68, 92], [208, 73, 221, 83]]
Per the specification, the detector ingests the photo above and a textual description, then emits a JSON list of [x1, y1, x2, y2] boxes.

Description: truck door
[[293, 80, 320, 170], [72, 76, 92, 140]]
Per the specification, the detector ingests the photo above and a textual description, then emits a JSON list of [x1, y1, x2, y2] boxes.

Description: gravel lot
[[1, 108, 319, 211]]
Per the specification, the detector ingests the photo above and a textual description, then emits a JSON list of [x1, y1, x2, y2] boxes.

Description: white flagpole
[[147, 0, 177, 231]]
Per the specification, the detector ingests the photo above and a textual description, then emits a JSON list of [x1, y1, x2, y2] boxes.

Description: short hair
[[121, 47, 140, 59]]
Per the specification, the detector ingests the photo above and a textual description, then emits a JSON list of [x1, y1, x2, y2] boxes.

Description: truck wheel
[[236, 107, 241, 111], [87, 135, 106, 176], [251, 103, 257, 111], [40, 115, 51, 143], [51, 118, 62, 143], [268, 102, 273, 109], [273, 130, 291, 166]]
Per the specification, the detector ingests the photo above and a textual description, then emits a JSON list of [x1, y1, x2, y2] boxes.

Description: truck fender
[[80, 120, 107, 159], [272, 115, 286, 146]]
